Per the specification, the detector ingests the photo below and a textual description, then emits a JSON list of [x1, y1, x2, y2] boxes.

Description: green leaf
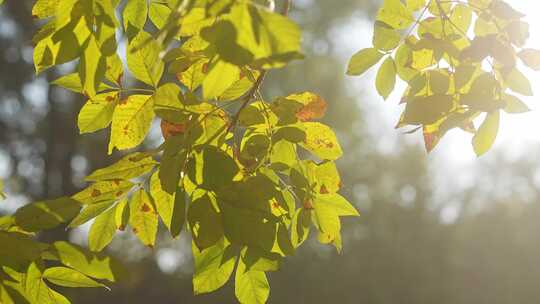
[[79, 36, 106, 97], [376, 56, 397, 99], [222, 202, 277, 253], [518, 48, 540, 71], [376, 0, 415, 29], [192, 239, 236, 295], [159, 135, 187, 194], [228, 3, 302, 68], [188, 190, 224, 250], [86, 152, 156, 181], [115, 198, 130, 231], [300, 122, 343, 160], [109, 94, 155, 153], [241, 247, 280, 272], [48, 241, 126, 282], [150, 171, 185, 238], [347, 48, 384, 76], [0, 231, 48, 263], [14, 197, 81, 232], [401, 95, 454, 125], [235, 257, 269, 304], [129, 189, 158, 247], [503, 94, 530, 114], [43, 266, 107, 288], [504, 68, 533, 96], [203, 59, 241, 100], [78, 92, 118, 134], [68, 200, 116, 228], [373, 22, 401, 51], [149, 2, 171, 29], [25, 262, 70, 304], [32, 0, 59, 19], [52, 73, 84, 93], [291, 208, 311, 248], [472, 111, 500, 156], [187, 146, 239, 191], [450, 4, 473, 34], [88, 205, 117, 252], [123, 0, 148, 39], [127, 31, 164, 87], [72, 180, 134, 204]]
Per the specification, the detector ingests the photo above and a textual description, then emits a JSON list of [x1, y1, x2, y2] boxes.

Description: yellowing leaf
[[286, 92, 327, 121], [86, 152, 156, 181], [376, 56, 397, 99], [78, 92, 118, 134], [72, 180, 134, 204], [472, 111, 500, 156], [129, 189, 158, 247], [300, 122, 343, 160], [109, 94, 155, 153], [347, 48, 384, 76]]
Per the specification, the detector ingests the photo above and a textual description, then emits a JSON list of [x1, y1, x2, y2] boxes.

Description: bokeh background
[[2, 0, 540, 303]]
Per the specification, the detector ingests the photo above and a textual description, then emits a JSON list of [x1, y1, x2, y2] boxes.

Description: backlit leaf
[[109, 94, 155, 153], [43, 266, 106, 288], [347, 48, 383, 76], [472, 111, 500, 156], [86, 152, 156, 181]]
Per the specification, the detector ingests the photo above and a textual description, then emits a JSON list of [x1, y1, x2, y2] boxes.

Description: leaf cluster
[[348, 0, 540, 155]]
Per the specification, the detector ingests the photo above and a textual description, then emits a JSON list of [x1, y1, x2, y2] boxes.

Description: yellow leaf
[[109, 94, 155, 154]]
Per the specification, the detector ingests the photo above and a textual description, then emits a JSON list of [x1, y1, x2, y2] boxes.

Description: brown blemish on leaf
[[141, 203, 151, 212], [160, 120, 186, 139], [91, 189, 102, 197], [295, 96, 327, 121], [303, 199, 314, 210], [115, 191, 123, 197], [320, 185, 329, 194]]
